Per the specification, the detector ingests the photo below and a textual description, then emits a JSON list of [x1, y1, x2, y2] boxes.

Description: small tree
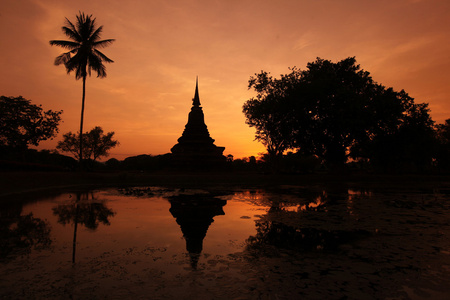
[[0, 96, 62, 151], [57, 126, 119, 163]]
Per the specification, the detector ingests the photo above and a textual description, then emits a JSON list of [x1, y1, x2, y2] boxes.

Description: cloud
[[293, 32, 316, 51]]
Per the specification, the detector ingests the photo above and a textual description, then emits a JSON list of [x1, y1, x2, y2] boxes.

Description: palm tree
[[50, 12, 114, 166]]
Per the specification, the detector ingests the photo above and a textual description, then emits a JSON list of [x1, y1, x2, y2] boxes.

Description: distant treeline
[[2, 148, 449, 175]]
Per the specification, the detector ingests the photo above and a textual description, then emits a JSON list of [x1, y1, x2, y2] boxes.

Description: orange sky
[[1, 0, 449, 160]]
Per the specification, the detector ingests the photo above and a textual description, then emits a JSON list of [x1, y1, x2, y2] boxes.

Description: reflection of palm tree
[[50, 12, 114, 164], [52, 192, 115, 263], [169, 195, 227, 269]]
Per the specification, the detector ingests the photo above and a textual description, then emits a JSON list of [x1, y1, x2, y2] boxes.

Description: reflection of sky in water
[[16, 189, 272, 268], [1, 186, 450, 299]]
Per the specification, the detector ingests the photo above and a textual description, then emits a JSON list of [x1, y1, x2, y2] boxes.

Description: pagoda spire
[[192, 76, 200, 106], [170, 77, 226, 169]]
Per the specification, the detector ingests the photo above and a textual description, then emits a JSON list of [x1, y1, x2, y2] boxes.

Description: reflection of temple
[[170, 78, 226, 168], [169, 195, 227, 269]]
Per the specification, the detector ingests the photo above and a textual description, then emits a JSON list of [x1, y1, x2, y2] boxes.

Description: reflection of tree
[[169, 194, 227, 269], [246, 187, 370, 253], [53, 198, 115, 230], [247, 221, 370, 252], [0, 213, 51, 261], [52, 192, 115, 263], [237, 188, 326, 211]]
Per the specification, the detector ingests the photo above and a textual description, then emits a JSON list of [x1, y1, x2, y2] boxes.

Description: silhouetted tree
[[243, 71, 296, 162], [50, 12, 114, 165], [435, 119, 450, 171], [279, 152, 321, 173], [57, 126, 119, 163], [362, 101, 436, 172], [292, 58, 380, 165], [436, 119, 450, 142], [244, 57, 435, 171], [0, 96, 62, 152]]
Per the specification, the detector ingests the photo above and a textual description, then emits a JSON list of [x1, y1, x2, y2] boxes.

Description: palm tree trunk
[[72, 202, 79, 264], [79, 75, 86, 168]]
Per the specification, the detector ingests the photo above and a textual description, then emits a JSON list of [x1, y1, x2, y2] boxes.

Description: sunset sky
[[1, 0, 449, 160]]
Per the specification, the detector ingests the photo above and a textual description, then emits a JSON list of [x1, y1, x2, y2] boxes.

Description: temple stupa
[[170, 78, 226, 168]]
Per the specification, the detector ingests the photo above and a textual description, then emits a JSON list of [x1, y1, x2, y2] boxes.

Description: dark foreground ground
[[1, 170, 450, 199]]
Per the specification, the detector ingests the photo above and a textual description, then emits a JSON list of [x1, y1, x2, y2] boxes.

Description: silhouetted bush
[[0, 148, 76, 171]]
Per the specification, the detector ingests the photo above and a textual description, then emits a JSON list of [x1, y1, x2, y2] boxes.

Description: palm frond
[[96, 65, 107, 78], [77, 13, 96, 41], [63, 52, 87, 79], [75, 66, 85, 80], [63, 58, 77, 73], [75, 12, 89, 29], [72, 57, 87, 80], [86, 20, 96, 39], [51, 12, 113, 80], [88, 53, 107, 78], [54, 52, 71, 66], [89, 26, 104, 42], [49, 40, 80, 49], [64, 17, 77, 34], [94, 49, 114, 63], [62, 26, 81, 42], [93, 39, 115, 49]]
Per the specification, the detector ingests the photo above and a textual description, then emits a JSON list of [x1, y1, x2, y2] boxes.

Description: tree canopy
[[243, 57, 435, 170], [49, 12, 115, 80], [56, 126, 119, 162], [0, 96, 62, 150]]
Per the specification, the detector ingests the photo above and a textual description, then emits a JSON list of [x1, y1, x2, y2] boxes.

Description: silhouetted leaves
[[0, 96, 62, 151], [49, 12, 114, 80], [56, 126, 119, 163], [244, 57, 436, 171]]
